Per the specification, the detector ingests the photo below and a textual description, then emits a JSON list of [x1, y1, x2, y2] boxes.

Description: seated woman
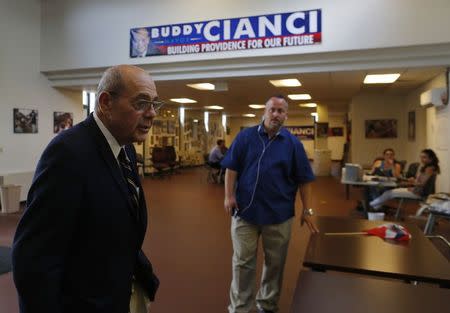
[[370, 148, 402, 178], [367, 148, 402, 201], [370, 149, 440, 210]]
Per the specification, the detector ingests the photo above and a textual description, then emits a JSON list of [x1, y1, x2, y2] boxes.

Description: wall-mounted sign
[[130, 9, 322, 57], [286, 126, 315, 140]]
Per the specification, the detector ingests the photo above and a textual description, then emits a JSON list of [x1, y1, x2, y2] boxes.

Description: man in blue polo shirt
[[222, 95, 317, 313]]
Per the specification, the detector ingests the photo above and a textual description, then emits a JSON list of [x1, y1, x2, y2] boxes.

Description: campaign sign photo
[[130, 9, 322, 57]]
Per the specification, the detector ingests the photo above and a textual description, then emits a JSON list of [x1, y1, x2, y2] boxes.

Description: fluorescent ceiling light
[[299, 103, 317, 108], [187, 83, 215, 90], [288, 94, 312, 100], [243, 113, 256, 118], [249, 104, 266, 109], [270, 79, 301, 87], [204, 105, 224, 110], [363, 74, 400, 84], [170, 98, 197, 104]]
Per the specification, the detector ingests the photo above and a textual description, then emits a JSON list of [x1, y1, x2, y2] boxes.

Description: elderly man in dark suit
[[12, 65, 162, 313]]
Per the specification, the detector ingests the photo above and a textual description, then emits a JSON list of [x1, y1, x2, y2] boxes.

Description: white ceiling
[[155, 66, 445, 116]]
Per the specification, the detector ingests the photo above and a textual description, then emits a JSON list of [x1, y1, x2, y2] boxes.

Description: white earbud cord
[[233, 131, 276, 217]]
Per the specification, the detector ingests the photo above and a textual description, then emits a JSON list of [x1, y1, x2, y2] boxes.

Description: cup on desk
[[368, 212, 385, 221]]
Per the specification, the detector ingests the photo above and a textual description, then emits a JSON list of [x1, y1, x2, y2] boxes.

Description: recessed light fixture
[[363, 74, 400, 84], [299, 103, 317, 108], [270, 79, 301, 87], [187, 83, 215, 90], [204, 105, 224, 110], [288, 94, 312, 100], [249, 104, 266, 109], [170, 98, 197, 104], [243, 113, 256, 118], [193, 119, 199, 123]]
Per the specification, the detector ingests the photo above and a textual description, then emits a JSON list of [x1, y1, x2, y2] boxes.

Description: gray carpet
[[0, 246, 12, 275]]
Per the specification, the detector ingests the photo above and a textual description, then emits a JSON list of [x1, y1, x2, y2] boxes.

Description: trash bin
[[0, 184, 21, 213]]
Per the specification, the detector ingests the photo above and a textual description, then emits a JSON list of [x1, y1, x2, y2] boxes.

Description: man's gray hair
[[95, 66, 126, 108]]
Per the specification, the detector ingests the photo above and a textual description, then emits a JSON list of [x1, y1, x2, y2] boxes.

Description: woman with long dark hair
[[370, 149, 440, 210]]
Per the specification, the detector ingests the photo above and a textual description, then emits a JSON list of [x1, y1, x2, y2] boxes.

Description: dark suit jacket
[[12, 114, 159, 313]]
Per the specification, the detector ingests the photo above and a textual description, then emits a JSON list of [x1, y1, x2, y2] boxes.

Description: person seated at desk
[[367, 148, 402, 201], [208, 139, 227, 169], [370, 149, 440, 210], [370, 148, 401, 178]]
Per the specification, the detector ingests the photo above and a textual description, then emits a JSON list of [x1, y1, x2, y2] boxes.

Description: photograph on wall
[[161, 120, 168, 134], [167, 120, 176, 134], [14, 108, 38, 134], [329, 127, 344, 137], [316, 122, 329, 138], [53, 112, 73, 134], [152, 120, 162, 134], [365, 119, 397, 138], [408, 111, 416, 141]]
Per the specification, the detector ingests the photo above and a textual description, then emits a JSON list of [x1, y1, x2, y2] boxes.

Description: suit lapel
[[84, 115, 140, 224]]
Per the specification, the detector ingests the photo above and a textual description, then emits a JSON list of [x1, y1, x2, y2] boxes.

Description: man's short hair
[[217, 139, 224, 146], [95, 66, 126, 108], [266, 94, 289, 107]]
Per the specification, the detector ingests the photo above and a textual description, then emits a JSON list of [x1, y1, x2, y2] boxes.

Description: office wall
[[403, 72, 449, 192], [40, 0, 450, 72], [0, 0, 84, 173], [350, 93, 407, 166]]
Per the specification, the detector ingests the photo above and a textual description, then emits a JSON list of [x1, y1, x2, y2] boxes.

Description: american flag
[[365, 224, 411, 241]]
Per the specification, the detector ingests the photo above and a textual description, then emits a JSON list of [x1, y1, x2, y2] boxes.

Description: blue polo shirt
[[221, 125, 315, 225]]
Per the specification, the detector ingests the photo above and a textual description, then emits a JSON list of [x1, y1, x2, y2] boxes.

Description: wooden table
[[291, 271, 450, 313], [303, 217, 450, 287]]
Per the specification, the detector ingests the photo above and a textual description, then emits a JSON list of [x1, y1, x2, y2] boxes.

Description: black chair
[[163, 146, 179, 174], [151, 147, 170, 178], [405, 162, 420, 178], [394, 174, 437, 220]]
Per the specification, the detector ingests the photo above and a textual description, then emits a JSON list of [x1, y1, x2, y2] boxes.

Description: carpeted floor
[[0, 247, 12, 275]]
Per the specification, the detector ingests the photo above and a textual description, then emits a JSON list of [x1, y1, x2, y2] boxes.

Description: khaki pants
[[228, 217, 293, 313]]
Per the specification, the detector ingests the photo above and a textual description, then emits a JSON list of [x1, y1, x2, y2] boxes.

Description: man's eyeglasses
[[108, 91, 165, 112]]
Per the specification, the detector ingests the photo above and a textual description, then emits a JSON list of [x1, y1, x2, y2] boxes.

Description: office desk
[[303, 217, 450, 287], [291, 271, 450, 313], [341, 175, 398, 216]]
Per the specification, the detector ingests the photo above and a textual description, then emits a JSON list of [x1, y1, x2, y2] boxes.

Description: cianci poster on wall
[[285, 126, 315, 140], [130, 9, 322, 57]]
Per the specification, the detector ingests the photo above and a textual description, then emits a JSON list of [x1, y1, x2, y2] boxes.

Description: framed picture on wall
[[328, 127, 344, 137], [167, 120, 175, 134], [152, 120, 162, 134], [53, 112, 73, 134], [14, 108, 38, 134], [408, 111, 416, 141], [365, 119, 397, 138], [316, 122, 329, 138]]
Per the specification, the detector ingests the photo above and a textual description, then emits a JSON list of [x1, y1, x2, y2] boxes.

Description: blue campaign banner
[[130, 9, 321, 57], [286, 126, 315, 140]]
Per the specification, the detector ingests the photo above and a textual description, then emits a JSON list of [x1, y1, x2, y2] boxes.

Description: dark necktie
[[118, 148, 140, 219]]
